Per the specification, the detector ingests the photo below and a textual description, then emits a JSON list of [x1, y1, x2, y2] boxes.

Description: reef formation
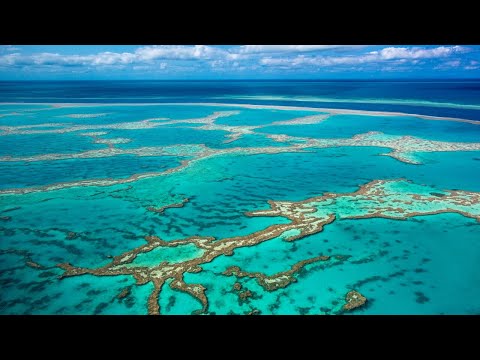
[[2, 102, 480, 315], [54, 179, 480, 314]]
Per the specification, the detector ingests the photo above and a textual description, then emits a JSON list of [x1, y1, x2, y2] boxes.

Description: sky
[[0, 45, 479, 80]]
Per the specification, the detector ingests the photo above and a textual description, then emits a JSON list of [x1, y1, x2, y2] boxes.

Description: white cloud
[[30, 46, 222, 66], [434, 60, 461, 70], [0, 46, 228, 68], [260, 46, 470, 68], [0, 45, 475, 75], [132, 63, 167, 71], [465, 61, 479, 70], [1, 45, 21, 52], [238, 45, 359, 54], [372, 46, 468, 60], [134, 45, 224, 61], [260, 55, 360, 66], [0, 53, 21, 66], [209, 60, 224, 68], [90, 52, 137, 65]]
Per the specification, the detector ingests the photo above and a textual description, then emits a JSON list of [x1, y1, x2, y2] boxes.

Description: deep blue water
[[2, 80, 480, 121], [2, 80, 480, 104]]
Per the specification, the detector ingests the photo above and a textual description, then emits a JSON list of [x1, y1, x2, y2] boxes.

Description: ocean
[[0, 80, 479, 315]]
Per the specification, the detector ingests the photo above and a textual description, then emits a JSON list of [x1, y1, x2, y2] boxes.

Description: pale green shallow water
[[0, 102, 479, 315]]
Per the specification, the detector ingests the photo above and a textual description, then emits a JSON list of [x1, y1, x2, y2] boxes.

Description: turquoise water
[[1, 86, 480, 315], [0, 156, 184, 188], [214, 108, 322, 126], [260, 114, 480, 143], [0, 133, 106, 157]]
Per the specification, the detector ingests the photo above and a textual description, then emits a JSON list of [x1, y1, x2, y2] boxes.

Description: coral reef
[[4, 103, 480, 314], [117, 286, 131, 300], [147, 198, 189, 214], [233, 282, 242, 291], [238, 290, 253, 302], [223, 255, 332, 291], [2, 126, 480, 195], [53, 179, 480, 314], [342, 290, 367, 311], [64, 113, 109, 118], [2, 103, 480, 196], [66, 232, 78, 240], [0, 249, 45, 270], [0, 111, 237, 136]]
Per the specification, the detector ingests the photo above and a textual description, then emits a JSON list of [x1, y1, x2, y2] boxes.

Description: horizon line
[[1, 78, 480, 82]]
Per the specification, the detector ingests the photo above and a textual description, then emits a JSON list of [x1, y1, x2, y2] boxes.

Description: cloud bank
[[0, 45, 477, 78]]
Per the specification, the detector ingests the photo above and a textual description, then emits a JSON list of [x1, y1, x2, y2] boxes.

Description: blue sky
[[0, 45, 479, 80]]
